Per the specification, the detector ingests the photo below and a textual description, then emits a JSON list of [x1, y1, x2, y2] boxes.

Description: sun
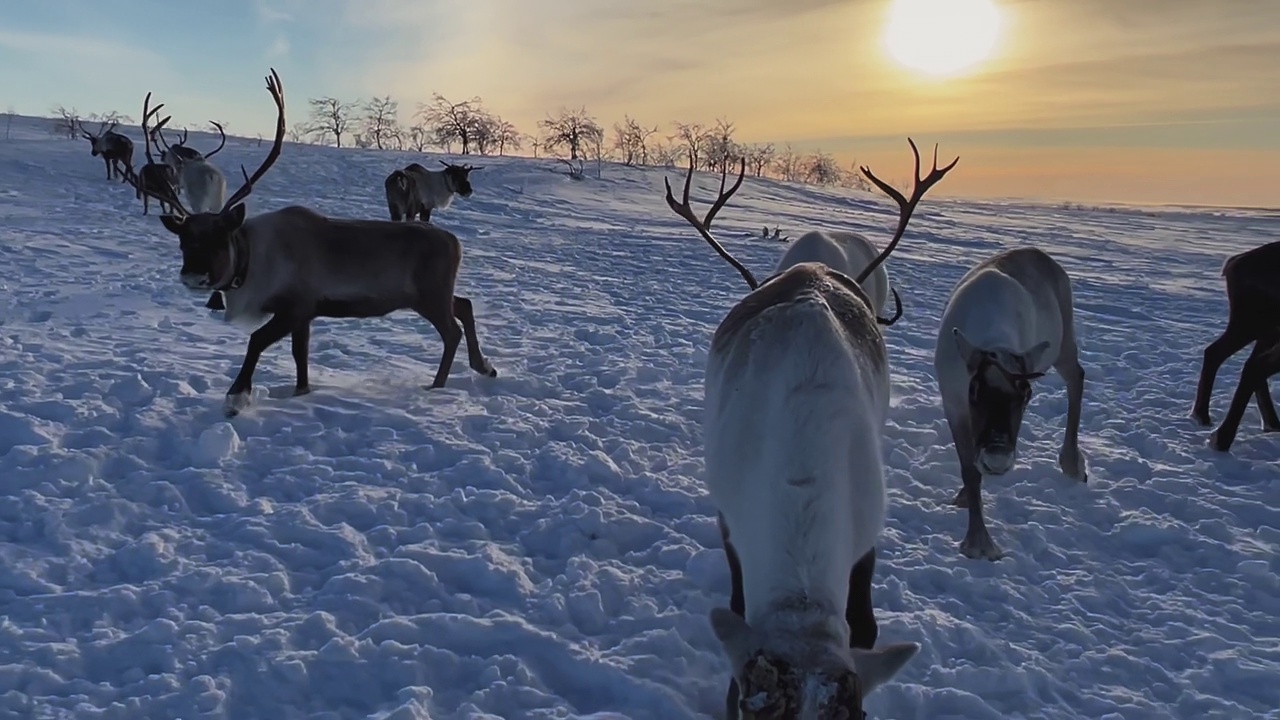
[[883, 0, 1003, 78]]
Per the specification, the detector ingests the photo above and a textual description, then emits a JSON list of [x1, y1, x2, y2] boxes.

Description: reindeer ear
[[159, 214, 186, 234], [851, 641, 919, 696], [221, 203, 248, 230], [951, 327, 984, 370], [709, 607, 757, 671], [1020, 340, 1052, 374]]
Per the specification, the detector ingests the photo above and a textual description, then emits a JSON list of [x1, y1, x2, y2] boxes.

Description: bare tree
[[650, 140, 680, 168], [361, 96, 401, 150], [803, 151, 842, 185], [418, 93, 486, 155], [704, 117, 739, 174], [50, 105, 81, 139], [527, 133, 544, 159], [288, 121, 310, 144], [612, 115, 659, 166], [841, 161, 873, 192], [306, 97, 358, 147], [87, 110, 134, 126], [471, 112, 498, 155], [671, 121, 709, 170], [773, 143, 802, 182], [3, 106, 14, 141], [539, 107, 602, 161], [494, 119, 522, 156], [407, 122, 432, 152], [745, 143, 776, 177]]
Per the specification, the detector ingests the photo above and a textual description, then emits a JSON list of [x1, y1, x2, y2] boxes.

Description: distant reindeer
[[384, 160, 480, 222], [155, 120, 227, 213], [125, 93, 181, 216], [664, 139, 958, 719], [1191, 240, 1280, 451], [131, 69, 499, 417], [934, 247, 1087, 561], [78, 119, 134, 181]]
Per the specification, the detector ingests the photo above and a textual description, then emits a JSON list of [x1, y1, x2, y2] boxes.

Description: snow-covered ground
[[1, 114, 1278, 720]]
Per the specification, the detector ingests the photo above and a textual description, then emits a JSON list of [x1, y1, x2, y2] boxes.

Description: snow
[[1, 113, 1278, 720]]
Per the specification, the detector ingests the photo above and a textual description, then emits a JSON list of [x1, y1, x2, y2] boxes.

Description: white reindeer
[[155, 121, 228, 214], [664, 140, 958, 720], [934, 247, 1087, 561], [776, 230, 901, 325], [383, 161, 480, 222]]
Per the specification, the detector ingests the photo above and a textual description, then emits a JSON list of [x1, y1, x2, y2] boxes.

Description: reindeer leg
[[291, 321, 313, 396], [845, 546, 878, 650], [1210, 333, 1280, 451], [719, 513, 745, 720], [206, 292, 225, 310], [1054, 345, 1088, 482], [1254, 378, 1280, 431], [415, 299, 463, 389], [1192, 322, 1255, 426], [224, 314, 296, 416], [452, 295, 497, 377], [943, 402, 1003, 559]]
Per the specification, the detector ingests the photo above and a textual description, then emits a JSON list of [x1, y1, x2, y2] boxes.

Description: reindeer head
[[710, 609, 917, 719], [78, 120, 115, 156], [161, 205, 250, 290], [136, 70, 286, 292], [953, 327, 1051, 475], [439, 160, 481, 197]]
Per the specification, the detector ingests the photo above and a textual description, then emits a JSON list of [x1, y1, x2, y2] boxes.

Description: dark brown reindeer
[[131, 69, 499, 417], [78, 119, 134, 181], [1191, 240, 1280, 451], [665, 141, 958, 720], [125, 92, 181, 216]]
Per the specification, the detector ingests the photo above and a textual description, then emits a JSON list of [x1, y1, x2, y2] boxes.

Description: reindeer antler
[[663, 152, 756, 290], [854, 138, 959, 284], [222, 68, 286, 212]]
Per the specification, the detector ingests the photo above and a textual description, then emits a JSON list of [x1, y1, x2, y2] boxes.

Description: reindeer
[[125, 93, 181, 216], [384, 161, 480, 222], [1190, 240, 1280, 452], [934, 247, 1088, 561], [131, 69, 499, 417], [664, 139, 958, 720], [78, 119, 134, 181], [155, 121, 227, 213]]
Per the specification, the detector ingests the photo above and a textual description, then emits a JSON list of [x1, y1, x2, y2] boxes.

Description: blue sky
[[2, 0, 1279, 206]]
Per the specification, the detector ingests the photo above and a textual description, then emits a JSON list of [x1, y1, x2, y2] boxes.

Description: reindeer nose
[[978, 445, 1016, 475]]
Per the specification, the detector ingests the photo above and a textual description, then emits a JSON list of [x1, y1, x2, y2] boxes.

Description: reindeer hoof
[[960, 531, 1004, 561], [1208, 428, 1234, 453], [1058, 448, 1088, 483], [206, 292, 226, 311], [1189, 409, 1212, 427], [1262, 423, 1280, 434], [224, 392, 251, 417], [293, 386, 312, 397]]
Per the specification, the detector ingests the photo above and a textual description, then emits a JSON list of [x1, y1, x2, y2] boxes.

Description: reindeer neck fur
[[705, 264, 889, 632], [776, 230, 890, 316]]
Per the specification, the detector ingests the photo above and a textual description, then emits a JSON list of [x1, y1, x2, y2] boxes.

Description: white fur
[[704, 268, 917, 707], [404, 164, 461, 215], [776, 231, 890, 316], [176, 160, 227, 214], [933, 247, 1087, 559]]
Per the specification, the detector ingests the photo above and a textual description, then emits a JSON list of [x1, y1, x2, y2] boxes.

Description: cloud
[[0, 27, 173, 71]]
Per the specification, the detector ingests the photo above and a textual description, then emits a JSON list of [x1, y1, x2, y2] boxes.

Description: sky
[[2, 0, 1278, 207]]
